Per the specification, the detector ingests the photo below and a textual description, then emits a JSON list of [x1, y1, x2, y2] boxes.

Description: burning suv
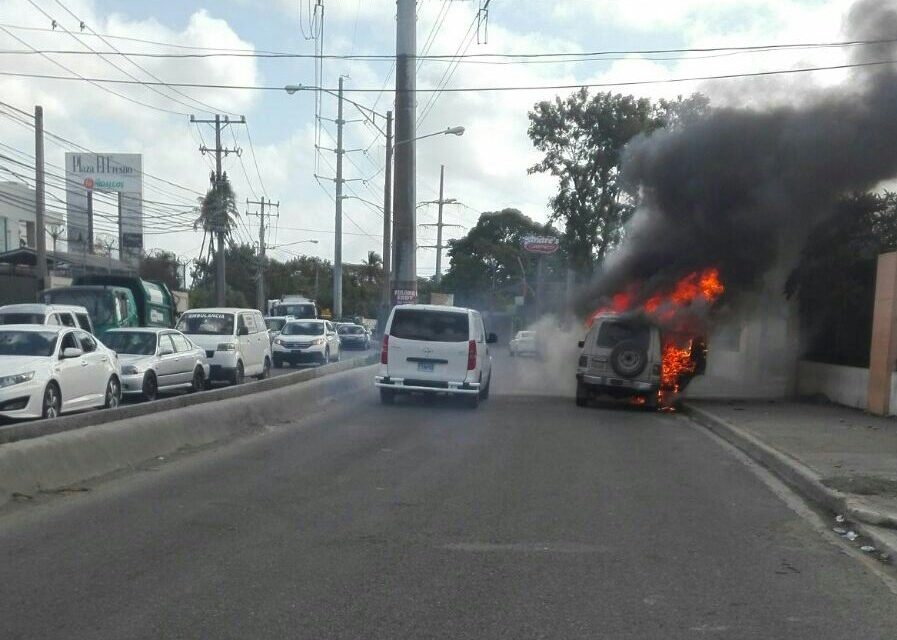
[[575, 313, 706, 410]]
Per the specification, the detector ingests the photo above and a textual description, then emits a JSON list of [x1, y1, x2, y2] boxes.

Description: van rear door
[[386, 308, 471, 383]]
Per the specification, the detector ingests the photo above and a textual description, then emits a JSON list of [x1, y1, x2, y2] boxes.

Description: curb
[[684, 403, 897, 561], [0, 362, 378, 508], [0, 354, 378, 445]]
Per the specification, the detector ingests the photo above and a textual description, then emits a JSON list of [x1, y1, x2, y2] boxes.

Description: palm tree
[[194, 172, 240, 304], [362, 250, 382, 283]]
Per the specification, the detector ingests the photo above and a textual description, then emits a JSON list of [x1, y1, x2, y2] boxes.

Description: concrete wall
[[0, 181, 37, 252], [795, 359, 897, 416]]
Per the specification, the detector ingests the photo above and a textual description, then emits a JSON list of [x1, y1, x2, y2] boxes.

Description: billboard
[[522, 235, 559, 255], [65, 153, 143, 264]]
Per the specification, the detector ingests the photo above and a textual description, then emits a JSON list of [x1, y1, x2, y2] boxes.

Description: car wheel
[[104, 377, 122, 410], [380, 388, 395, 405], [334, 348, 341, 362], [258, 357, 271, 380], [323, 348, 330, 365], [141, 371, 158, 402], [42, 382, 61, 419], [464, 392, 480, 409], [191, 367, 205, 393], [232, 361, 244, 386], [273, 356, 283, 369], [509, 348, 515, 358], [575, 381, 589, 407]]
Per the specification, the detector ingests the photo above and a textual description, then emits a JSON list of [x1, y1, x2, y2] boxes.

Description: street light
[[395, 126, 465, 147]]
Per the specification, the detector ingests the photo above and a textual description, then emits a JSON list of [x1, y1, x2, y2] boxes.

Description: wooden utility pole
[[247, 196, 279, 313], [190, 114, 245, 306]]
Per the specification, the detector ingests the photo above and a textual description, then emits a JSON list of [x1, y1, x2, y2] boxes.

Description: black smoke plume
[[582, 0, 897, 309]]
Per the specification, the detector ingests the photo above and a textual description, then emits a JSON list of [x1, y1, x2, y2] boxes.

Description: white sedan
[[509, 330, 539, 357], [0, 325, 122, 420], [103, 328, 210, 401]]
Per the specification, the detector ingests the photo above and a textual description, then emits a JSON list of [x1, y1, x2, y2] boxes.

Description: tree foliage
[[527, 90, 709, 279], [140, 250, 181, 291], [440, 208, 564, 310], [785, 192, 897, 367]]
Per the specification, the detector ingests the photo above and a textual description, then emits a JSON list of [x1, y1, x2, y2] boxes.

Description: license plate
[[417, 362, 435, 372]]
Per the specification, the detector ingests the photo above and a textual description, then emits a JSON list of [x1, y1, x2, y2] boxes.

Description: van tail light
[[380, 334, 389, 365], [467, 340, 477, 370]]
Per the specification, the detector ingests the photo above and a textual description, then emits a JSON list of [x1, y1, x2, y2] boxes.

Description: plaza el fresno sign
[[522, 235, 559, 255], [66, 153, 142, 193]]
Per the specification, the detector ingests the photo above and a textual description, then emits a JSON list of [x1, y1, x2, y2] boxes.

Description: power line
[[4, 59, 894, 92], [50, 0, 237, 116], [0, 24, 188, 116], [1, 22, 893, 59]]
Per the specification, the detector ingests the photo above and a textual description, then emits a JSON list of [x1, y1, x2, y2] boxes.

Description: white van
[[376, 304, 496, 408], [175, 308, 272, 385], [0, 303, 94, 334]]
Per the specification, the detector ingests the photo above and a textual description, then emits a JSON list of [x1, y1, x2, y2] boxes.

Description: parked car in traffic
[[376, 304, 496, 408], [0, 303, 94, 334], [272, 319, 341, 367], [336, 323, 371, 350], [103, 328, 210, 401], [509, 330, 539, 357], [263, 316, 291, 344], [175, 308, 272, 385], [0, 325, 121, 420]]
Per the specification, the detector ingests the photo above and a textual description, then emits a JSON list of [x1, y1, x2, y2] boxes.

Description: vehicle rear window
[[103, 331, 156, 355], [390, 309, 469, 342], [176, 312, 235, 335], [596, 321, 650, 348], [0, 313, 44, 325], [338, 325, 364, 335], [265, 318, 286, 331]]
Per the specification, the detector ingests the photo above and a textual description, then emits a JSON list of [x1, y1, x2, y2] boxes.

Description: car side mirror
[[486, 333, 498, 344], [578, 340, 585, 348], [238, 326, 249, 336], [62, 347, 83, 359], [158, 347, 174, 356]]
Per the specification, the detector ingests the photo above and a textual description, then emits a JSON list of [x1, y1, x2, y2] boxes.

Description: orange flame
[[586, 267, 724, 409]]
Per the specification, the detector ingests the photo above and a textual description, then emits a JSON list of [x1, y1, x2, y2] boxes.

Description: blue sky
[[0, 0, 858, 274]]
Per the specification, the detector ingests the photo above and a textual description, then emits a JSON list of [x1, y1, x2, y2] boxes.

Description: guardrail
[[0, 354, 378, 445]]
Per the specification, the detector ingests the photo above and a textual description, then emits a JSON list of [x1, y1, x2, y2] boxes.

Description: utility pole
[[334, 76, 345, 320], [47, 223, 65, 254], [393, 0, 416, 306], [382, 109, 393, 310], [34, 105, 47, 286], [419, 165, 461, 285], [191, 114, 245, 306], [247, 196, 280, 313]]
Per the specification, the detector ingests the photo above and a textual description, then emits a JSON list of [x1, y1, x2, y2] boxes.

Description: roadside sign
[[522, 235, 559, 255]]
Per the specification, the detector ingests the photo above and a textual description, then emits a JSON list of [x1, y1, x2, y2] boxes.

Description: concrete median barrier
[[0, 359, 377, 507]]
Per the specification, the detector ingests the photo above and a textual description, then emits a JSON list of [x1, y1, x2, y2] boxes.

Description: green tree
[[140, 250, 181, 291], [527, 89, 709, 280], [189, 243, 256, 308], [785, 192, 897, 367], [361, 251, 383, 284], [440, 208, 563, 310]]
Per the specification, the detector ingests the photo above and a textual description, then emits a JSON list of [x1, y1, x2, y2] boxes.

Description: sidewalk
[[686, 399, 897, 561]]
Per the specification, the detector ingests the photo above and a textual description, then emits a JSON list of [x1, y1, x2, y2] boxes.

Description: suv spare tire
[[610, 340, 648, 378]]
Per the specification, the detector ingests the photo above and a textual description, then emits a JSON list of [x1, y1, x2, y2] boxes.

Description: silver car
[[103, 328, 210, 401]]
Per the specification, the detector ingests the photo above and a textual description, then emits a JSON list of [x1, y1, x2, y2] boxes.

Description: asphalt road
[[1, 353, 896, 639]]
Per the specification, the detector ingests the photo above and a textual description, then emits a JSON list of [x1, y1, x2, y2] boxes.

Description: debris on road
[[860, 545, 876, 553], [845, 531, 859, 541]]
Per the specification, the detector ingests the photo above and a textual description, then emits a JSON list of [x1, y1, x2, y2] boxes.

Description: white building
[[0, 181, 36, 253]]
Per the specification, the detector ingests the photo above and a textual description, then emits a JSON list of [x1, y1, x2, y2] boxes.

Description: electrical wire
[[3, 59, 894, 92]]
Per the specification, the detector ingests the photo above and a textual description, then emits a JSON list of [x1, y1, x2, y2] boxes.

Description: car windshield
[[0, 330, 58, 356], [390, 309, 469, 342], [103, 331, 157, 355], [596, 321, 650, 349], [274, 304, 315, 319], [338, 325, 364, 335], [0, 313, 45, 325], [282, 322, 324, 336], [265, 318, 287, 331], [176, 312, 235, 335], [42, 290, 113, 326]]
